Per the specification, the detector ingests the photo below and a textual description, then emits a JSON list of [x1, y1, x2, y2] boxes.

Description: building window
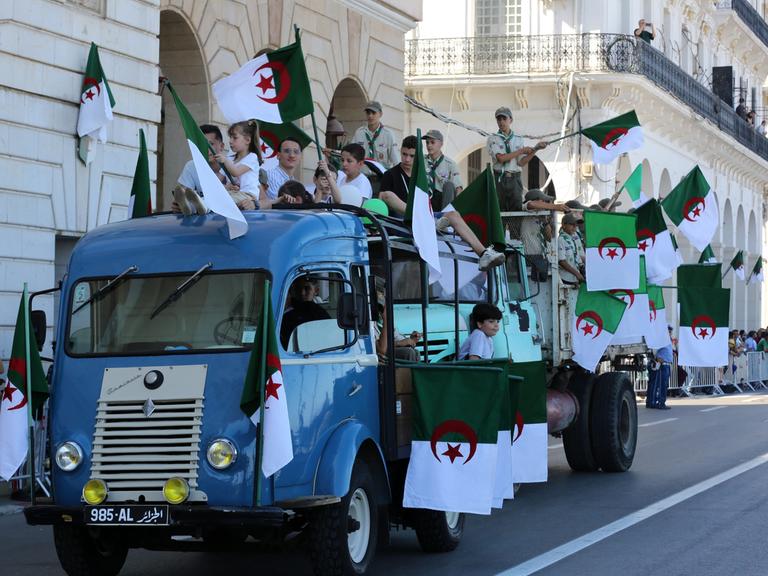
[[475, 0, 521, 36], [467, 149, 482, 183]]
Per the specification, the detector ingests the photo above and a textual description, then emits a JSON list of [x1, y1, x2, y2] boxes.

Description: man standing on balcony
[[487, 106, 547, 212], [633, 19, 655, 44], [422, 129, 462, 210]]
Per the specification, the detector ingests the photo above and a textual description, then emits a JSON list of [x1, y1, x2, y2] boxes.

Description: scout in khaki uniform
[[352, 101, 400, 169], [422, 129, 463, 211], [486, 106, 547, 212]]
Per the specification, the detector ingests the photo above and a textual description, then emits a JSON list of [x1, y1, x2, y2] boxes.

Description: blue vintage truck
[[24, 205, 637, 576]]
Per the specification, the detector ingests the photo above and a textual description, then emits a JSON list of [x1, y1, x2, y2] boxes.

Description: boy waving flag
[[585, 211, 640, 291], [582, 110, 643, 164], [661, 166, 718, 251], [677, 287, 729, 367], [406, 129, 441, 283], [77, 42, 115, 142]]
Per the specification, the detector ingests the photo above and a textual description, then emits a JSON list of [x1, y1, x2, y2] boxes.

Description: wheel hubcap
[[445, 511, 460, 530], [347, 488, 371, 564]]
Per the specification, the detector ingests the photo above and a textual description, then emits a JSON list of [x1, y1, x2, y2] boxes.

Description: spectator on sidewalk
[[745, 330, 758, 352], [647, 340, 673, 409]]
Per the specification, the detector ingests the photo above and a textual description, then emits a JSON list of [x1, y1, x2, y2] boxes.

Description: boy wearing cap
[[487, 107, 547, 211], [423, 129, 463, 211], [558, 213, 585, 285], [352, 101, 400, 169], [520, 189, 570, 279]]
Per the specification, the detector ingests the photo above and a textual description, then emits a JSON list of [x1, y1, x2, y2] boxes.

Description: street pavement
[[2, 391, 768, 575]]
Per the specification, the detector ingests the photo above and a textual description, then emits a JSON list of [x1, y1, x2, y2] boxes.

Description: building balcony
[[405, 34, 768, 163], [716, 0, 768, 50]]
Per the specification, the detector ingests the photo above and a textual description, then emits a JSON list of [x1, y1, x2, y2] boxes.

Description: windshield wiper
[[73, 265, 138, 314], [150, 262, 212, 320]]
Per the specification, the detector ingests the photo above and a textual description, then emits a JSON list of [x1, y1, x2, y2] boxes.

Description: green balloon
[[361, 198, 389, 224]]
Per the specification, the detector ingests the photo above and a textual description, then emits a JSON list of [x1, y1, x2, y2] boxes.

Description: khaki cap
[[495, 106, 513, 119], [364, 101, 383, 113], [421, 129, 444, 141]]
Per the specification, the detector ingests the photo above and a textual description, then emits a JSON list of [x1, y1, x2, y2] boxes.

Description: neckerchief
[[365, 124, 383, 158], [497, 130, 514, 154], [427, 154, 444, 190]]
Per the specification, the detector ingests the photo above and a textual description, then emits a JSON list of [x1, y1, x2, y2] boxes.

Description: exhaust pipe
[[546, 388, 578, 434]]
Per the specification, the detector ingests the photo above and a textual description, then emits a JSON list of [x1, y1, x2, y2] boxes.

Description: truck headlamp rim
[[82, 479, 108, 505], [206, 438, 238, 470], [55, 441, 84, 472], [163, 477, 190, 504]]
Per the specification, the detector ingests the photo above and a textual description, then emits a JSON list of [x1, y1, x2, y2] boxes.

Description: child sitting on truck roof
[[459, 303, 502, 360]]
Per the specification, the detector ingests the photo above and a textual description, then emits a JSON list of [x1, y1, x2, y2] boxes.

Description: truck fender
[[313, 420, 390, 503]]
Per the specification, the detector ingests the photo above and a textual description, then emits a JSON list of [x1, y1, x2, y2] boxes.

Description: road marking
[[741, 397, 762, 403], [700, 406, 727, 413], [495, 451, 768, 576], [638, 418, 677, 428], [547, 443, 563, 451]]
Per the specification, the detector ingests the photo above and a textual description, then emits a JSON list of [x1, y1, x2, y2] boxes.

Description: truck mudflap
[[24, 504, 287, 528]]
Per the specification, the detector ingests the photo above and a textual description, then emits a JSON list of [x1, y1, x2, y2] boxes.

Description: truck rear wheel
[[308, 458, 379, 576], [590, 372, 638, 472], [53, 525, 128, 576], [412, 509, 464, 553], [562, 371, 599, 472]]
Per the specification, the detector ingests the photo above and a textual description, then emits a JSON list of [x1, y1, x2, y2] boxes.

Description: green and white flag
[[240, 291, 293, 477], [646, 285, 671, 349], [677, 287, 729, 367], [128, 129, 152, 219], [446, 165, 505, 249], [213, 32, 313, 124], [582, 110, 643, 164], [258, 121, 313, 171], [0, 288, 49, 481], [748, 257, 763, 285], [167, 81, 247, 240], [699, 245, 718, 264], [509, 361, 548, 484], [619, 164, 649, 208], [404, 366, 505, 515], [406, 129, 441, 283], [635, 199, 677, 284], [585, 211, 639, 291], [610, 257, 650, 346], [76, 42, 115, 142], [572, 284, 627, 372], [661, 166, 718, 251], [728, 250, 745, 281], [678, 263, 722, 288]]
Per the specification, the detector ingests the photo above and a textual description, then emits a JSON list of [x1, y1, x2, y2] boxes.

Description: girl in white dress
[[215, 119, 264, 207]]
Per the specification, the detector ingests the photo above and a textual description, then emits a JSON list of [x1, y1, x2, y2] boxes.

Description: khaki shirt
[[486, 131, 524, 173], [557, 230, 580, 283], [352, 124, 400, 169], [427, 154, 462, 192]]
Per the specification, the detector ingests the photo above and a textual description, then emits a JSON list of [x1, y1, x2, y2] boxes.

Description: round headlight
[[163, 477, 189, 504], [55, 442, 84, 472], [82, 479, 108, 505], [207, 439, 238, 470]]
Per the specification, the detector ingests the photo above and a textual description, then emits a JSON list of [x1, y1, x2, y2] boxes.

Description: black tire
[[53, 525, 128, 576], [307, 459, 379, 576], [413, 510, 464, 553], [562, 371, 599, 472], [590, 372, 638, 473]]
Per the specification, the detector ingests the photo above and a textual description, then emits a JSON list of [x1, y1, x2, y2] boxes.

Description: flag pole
[[23, 284, 35, 505], [294, 25, 324, 163], [545, 131, 580, 146], [255, 278, 271, 507]]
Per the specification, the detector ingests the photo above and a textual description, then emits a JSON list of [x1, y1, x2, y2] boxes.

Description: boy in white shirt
[[337, 143, 373, 200], [459, 303, 502, 360]]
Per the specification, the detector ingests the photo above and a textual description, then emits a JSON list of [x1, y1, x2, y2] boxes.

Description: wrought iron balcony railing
[[405, 34, 768, 163], [716, 0, 768, 50]]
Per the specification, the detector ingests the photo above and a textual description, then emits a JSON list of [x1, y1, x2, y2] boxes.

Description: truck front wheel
[[412, 509, 464, 553], [53, 525, 128, 576], [562, 371, 599, 472], [590, 372, 638, 472], [308, 458, 379, 576]]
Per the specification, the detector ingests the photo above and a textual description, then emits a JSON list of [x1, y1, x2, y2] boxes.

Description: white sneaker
[[478, 246, 505, 271], [173, 185, 193, 216], [185, 187, 208, 215], [435, 216, 452, 233]]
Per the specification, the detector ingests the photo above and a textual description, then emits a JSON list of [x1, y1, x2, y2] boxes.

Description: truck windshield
[[66, 271, 267, 356]]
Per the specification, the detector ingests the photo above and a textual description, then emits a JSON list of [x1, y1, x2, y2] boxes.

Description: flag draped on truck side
[[571, 284, 627, 373], [609, 257, 650, 346], [507, 361, 548, 484], [584, 211, 639, 291], [677, 287, 730, 368]]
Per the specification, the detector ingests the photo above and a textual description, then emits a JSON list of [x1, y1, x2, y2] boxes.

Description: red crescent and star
[[597, 237, 628, 260], [252, 61, 291, 105], [430, 419, 478, 464], [601, 127, 629, 149], [690, 315, 716, 340], [682, 196, 706, 222], [576, 310, 604, 339]]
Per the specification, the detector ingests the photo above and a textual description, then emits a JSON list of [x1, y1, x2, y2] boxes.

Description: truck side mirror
[[31, 310, 46, 351], [337, 293, 367, 331]]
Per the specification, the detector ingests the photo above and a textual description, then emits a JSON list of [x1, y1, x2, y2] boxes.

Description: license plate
[[84, 505, 169, 526]]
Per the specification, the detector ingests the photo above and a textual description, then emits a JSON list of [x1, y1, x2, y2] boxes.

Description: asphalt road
[[3, 391, 768, 576]]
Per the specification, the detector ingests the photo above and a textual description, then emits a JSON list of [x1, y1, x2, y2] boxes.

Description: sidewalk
[[0, 496, 25, 517]]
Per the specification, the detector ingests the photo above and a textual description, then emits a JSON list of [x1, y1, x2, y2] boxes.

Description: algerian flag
[[240, 289, 293, 478], [661, 166, 718, 251], [76, 42, 115, 142], [748, 258, 763, 285], [635, 199, 676, 284], [582, 110, 643, 164], [678, 263, 722, 288], [404, 365, 505, 515], [728, 250, 745, 281], [585, 210, 639, 291], [0, 287, 49, 481], [678, 286, 730, 367], [645, 285, 671, 349], [128, 129, 152, 219], [213, 32, 313, 124], [571, 284, 627, 372], [699, 245, 718, 264], [406, 129, 441, 283], [509, 361, 548, 483], [445, 165, 505, 249], [619, 164, 649, 208], [610, 257, 650, 346], [670, 233, 684, 266], [258, 121, 313, 171], [166, 81, 247, 240]]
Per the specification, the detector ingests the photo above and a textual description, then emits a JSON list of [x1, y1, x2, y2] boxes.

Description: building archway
[[328, 78, 368, 150], [658, 168, 671, 200], [722, 199, 734, 249], [158, 10, 209, 211], [640, 158, 653, 200]]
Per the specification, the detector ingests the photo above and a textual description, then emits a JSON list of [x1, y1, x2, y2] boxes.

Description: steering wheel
[[213, 316, 258, 346]]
